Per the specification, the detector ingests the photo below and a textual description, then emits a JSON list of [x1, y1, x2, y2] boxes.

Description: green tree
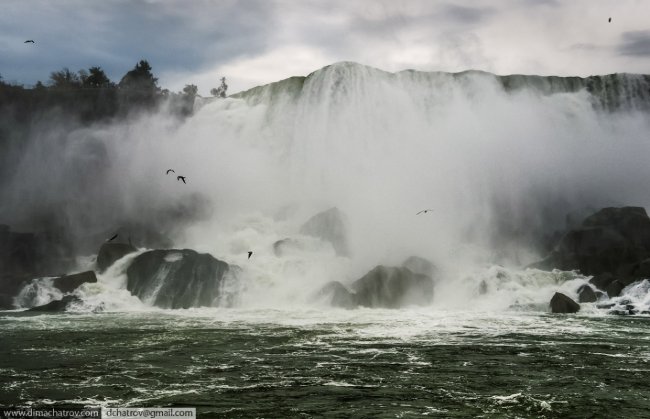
[[118, 60, 158, 92], [210, 77, 228, 98], [82, 66, 112, 88], [182, 84, 198, 96], [49, 68, 80, 88]]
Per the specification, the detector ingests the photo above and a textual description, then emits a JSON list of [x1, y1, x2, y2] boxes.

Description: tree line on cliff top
[[0, 59, 228, 124]]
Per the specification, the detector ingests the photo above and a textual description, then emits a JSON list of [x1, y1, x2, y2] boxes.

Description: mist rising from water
[[3, 62, 650, 307]]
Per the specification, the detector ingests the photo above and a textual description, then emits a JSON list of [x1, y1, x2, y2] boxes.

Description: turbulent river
[[1, 309, 649, 418]]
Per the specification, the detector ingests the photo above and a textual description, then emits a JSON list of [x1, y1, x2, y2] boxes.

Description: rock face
[[299, 208, 350, 256], [320, 265, 434, 309], [533, 207, 650, 282], [28, 295, 82, 312], [97, 242, 137, 272], [126, 249, 237, 309], [550, 292, 580, 313]]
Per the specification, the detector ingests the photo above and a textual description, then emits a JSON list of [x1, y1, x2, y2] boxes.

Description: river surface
[[1, 309, 649, 418]]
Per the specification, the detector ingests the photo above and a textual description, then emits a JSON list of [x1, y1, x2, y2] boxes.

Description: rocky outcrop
[[402, 256, 436, 278], [299, 207, 350, 256], [532, 207, 650, 280], [97, 242, 137, 272], [353, 266, 433, 308], [318, 281, 357, 309], [126, 249, 238, 309], [550, 292, 580, 313], [577, 284, 599, 303], [51, 271, 97, 293], [319, 265, 434, 309], [28, 295, 82, 312]]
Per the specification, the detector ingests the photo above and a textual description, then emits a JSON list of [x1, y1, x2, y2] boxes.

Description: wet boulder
[[318, 281, 358, 309], [550, 292, 580, 313], [97, 242, 137, 272], [532, 207, 650, 277], [606, 280, 626, 298], [126, 249, 238, 309], [28, 295, 82, 312], [299, 207, 350, 257], [52, 271, 97, 293], [577, 284, 599, 303], [589, 272, 615, 291], [351, 266, 433, 309], [401, 256, 436, 278]]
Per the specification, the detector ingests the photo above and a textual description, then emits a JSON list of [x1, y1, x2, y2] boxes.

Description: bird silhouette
[[177, 175, 186, 184], [248, 251, 253, 259], [416, 209, 434, 215], [24, 40, 35, 43], [166, 169, 175, 175], [608, 17, 611, 22], [107, 233, 118, 242]]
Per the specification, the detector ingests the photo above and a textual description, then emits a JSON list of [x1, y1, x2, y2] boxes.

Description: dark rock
[[0, 293, 14, 310], [606, 280, 625, 298], [126, 249, 237, 309], [550, 292, 580, 313], [577, 284, 598, 303], [318, 281, 357, 309], [589, 272, 615, 291], [299, 207, 349, 256], [402, 256, 436, 278], [97, 242, 137, 272], [28, 295, 82, 312], [52, 271, 97, 293], [272, 238, 300, 257], [532, 207, 650, 278], [351, 266, 433, 308]]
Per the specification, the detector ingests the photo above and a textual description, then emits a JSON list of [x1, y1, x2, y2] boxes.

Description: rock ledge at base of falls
[[28, 295, 82, 312], [319, 262, 435, 309], [550, 292, 580, 313], [126, 249, 238, 309], [51, 271, 97, 293], [532, 207, 650, 298]]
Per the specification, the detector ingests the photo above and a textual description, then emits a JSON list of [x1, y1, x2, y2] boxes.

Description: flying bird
[[24, 40, 35, 43], [608, 17, 611, 23], [177, 175, 186, 184], [416, 209, 434, 215], [248, 251, 253, 259], [166, 169, 175, 175], [107, 233, 118, 242]]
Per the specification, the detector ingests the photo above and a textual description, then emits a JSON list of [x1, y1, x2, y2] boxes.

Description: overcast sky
[[1, 0, 649, 95]]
